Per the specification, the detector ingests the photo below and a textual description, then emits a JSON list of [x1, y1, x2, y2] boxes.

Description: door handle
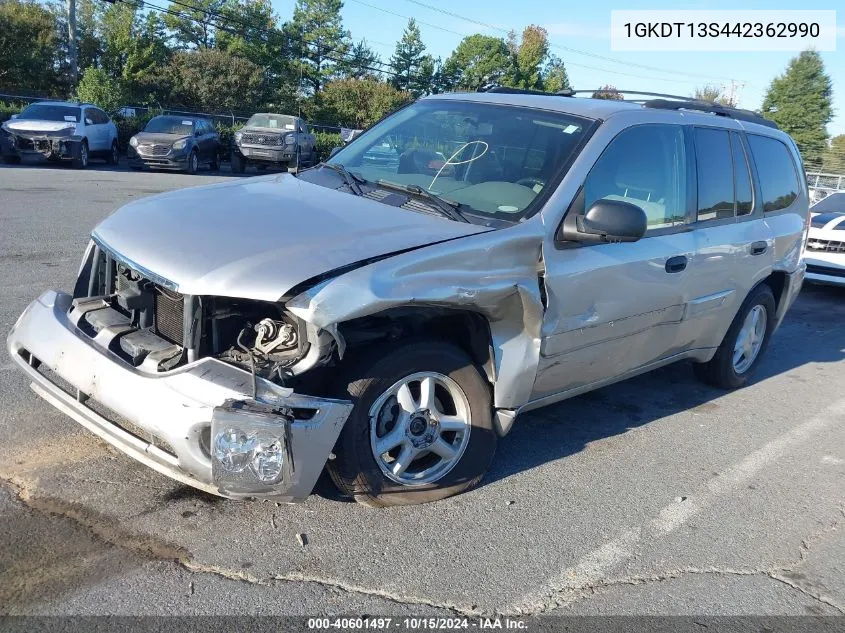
[[750, 241, 768, 256], [665, 255, 688, 273]]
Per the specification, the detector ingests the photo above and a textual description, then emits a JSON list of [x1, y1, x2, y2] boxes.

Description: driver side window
[[584, 124, 687, 232]]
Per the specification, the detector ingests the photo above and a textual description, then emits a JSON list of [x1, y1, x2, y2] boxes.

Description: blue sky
[[271, 0, 845, 136]]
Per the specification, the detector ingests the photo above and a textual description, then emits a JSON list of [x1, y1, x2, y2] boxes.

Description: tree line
[[0, 0, 837, 169]]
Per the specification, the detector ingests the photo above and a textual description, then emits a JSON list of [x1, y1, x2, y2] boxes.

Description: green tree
[[341, 39, 380, 79], [543, 54, 570, 93], [75, 66, 126, 111], [821, 135, 845, 174], [317, 78, 410, 128], [164, 0, 226, 49], [693, 84, 737, 107], [216, 0, 281, 68], [287, 0, 349, 95], [761, 50, 833, 167], [0, 0, 61, 94], [592, 85, 623, 100], [389, 18, 431, 96], [167, 48, 265, 111], [507, 25, 548, 90], [442, 34, 512, 92]]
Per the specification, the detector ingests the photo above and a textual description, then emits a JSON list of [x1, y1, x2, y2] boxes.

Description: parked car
[[805, 191, 845, 286], [0, 101, 118, 168], [127, 115, 219, 173], [7, 90, 808, 507], [231, 113, 316, 173]]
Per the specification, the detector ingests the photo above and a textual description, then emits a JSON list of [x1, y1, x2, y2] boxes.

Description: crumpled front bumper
[[6, 291, 353, 501], [4, 133, 82, 160]]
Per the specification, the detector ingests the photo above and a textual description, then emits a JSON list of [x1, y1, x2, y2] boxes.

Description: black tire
[[327, 341, 497, 507], [230, 152, 245, 174], [106, 140, 119, 165], [2, 155, 21, 164], [129, 164, 143, 171], [693, 283, 777, 389], [72, 140, 88, 169], [185, 149, 199, 174]]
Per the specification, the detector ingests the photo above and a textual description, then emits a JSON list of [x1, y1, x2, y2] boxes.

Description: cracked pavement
[[0, 164, 843, 616]]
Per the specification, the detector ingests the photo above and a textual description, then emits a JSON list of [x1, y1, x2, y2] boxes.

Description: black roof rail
[[481, 86, 575, 97], [480, 86, 777, 129]]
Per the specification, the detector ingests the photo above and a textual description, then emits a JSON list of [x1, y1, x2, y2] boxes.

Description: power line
[[402, 0, 752, 86]]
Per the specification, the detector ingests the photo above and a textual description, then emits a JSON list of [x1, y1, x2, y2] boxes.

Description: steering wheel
[[516, 176, 545, 189]]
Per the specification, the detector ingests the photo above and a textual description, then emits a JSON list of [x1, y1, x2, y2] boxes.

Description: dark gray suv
[[231, 113, 317, 173], [128, 115, 220, 173]]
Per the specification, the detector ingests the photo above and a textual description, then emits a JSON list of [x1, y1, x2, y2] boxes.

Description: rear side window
[[747, 135, 799, 212], [584, 124, 687, 231], [695, 128, 734, 221], [732, 133, 753, 216]]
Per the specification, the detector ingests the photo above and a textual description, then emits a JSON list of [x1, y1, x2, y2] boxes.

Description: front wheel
[[185, 149, 199, 174], [693, 283, 776, 389], [327, 341, 497, 507], [72, 141, 88, 169], [106, 140, 119, 165]]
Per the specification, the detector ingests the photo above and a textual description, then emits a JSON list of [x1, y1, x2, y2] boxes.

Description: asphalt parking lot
[[0, 161, 843, 617]]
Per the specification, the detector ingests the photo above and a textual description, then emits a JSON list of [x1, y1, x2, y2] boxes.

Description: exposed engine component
[[254, 318, 297, 355]]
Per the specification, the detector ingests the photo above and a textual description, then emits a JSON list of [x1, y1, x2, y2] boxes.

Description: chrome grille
[[807, 239, 845, 253], [137, 143, 171, 157], [241, 132, 284, 147]]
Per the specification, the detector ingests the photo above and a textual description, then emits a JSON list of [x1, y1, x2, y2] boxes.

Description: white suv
[[1, 101, 119, 168]]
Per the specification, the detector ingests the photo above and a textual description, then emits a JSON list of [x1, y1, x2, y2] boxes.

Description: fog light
[[213, 427, 255, 473]]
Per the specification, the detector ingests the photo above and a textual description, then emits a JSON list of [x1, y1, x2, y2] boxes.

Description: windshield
[[811, 192, 845, 213], [17, 104, 81, 123], [144, 116, 195, 135], [327, 99, 591, 220], [246, 113, 296, 130]]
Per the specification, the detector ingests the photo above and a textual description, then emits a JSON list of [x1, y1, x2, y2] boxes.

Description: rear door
[[82, 107, 104, 151], [680, 127, 775, 351]]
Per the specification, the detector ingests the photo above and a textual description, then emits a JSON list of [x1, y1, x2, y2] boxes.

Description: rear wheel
[[327, 341, 497, 507], [72, 140, 88, 169], [230, 152, 245, 174], [693, 283, 776, 389]]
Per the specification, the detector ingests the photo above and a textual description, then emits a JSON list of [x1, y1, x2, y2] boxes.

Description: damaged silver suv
[[7, 89, 808, 507]]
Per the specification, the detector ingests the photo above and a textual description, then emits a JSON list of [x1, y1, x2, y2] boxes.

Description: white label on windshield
[[563, 125, 579, 134], [284, 124, 295, 130], [64, 116, 77, 122], [498, 205, 519, 212], [182, 120, 193, 125]]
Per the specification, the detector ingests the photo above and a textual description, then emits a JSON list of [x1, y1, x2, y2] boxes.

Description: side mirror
[[195, 129, 202, 137], [85, 118, 93, 125], [329, 146, 342, 158], [575, 199, 647, 243]]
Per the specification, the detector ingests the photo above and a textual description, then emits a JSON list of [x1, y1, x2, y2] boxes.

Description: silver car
[[7, 90, 808, 507]]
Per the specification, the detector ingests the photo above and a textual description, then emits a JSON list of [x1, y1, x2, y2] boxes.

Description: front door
[[534, 123, 696, 400]]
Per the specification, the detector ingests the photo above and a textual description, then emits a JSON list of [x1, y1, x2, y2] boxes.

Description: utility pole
[[68, 0, 78, 87]]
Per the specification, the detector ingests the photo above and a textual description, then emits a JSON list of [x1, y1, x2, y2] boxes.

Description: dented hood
[[92, 174, 491, 302]]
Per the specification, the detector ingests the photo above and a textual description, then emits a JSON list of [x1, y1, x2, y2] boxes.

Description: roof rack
[[480, 86, 777, 130]]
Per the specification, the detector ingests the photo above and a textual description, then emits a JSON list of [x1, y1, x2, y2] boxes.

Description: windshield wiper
[[377, 180, 471, 223], [321, 162, 365, 196]]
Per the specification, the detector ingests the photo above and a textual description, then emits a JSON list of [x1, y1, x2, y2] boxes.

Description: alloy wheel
[[733, 304, 767, 374], [369, 372, 472, 486]]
